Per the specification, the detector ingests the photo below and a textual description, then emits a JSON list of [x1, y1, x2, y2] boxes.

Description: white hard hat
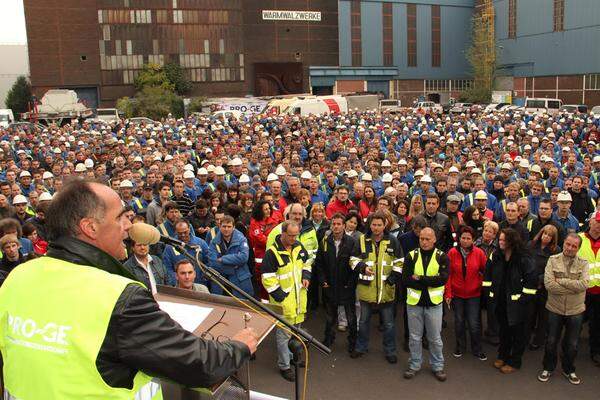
[[75, 163, 87, 172], [239, 174, 251, 184], [267, 173, 279, 182], [275, 165, 287, 176], [420, 175, 432, 183], [198, 167, 208, 175], [19, 171, 31, 178], [382, 173, 393, 183], [230, 157, 242, 166], [215, 166, 226, 176], [557, 191, 572, 202], [346, 170, 358, 179], [42, 172, 54, 180], [12, 194, 28, 205], [381, 160, 391, 168], [84, 158, 94, 168], [39, 192, 53, 201], [119, 179, 133, 188], [183, 170, 195, 179], [361, 173, 373, 182], [300, 171, 312, 180]]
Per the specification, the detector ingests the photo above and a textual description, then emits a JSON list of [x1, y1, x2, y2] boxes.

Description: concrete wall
[[0, 44, 30, 108], [495, 0, 600, 77]]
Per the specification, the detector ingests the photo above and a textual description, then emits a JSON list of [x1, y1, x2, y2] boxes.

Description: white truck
[[282, 96, 348, 116], [22, 89, 93, 125], [413, 101, 443, 115], [0, 109, 15, 128]]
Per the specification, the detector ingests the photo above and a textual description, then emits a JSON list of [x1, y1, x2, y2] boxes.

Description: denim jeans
[[407, 304, 444, 372], [276, 324, 299, 370], [452, 297, 482, 355], [356, 301, 396, 356], [543, 311, 584, 374]]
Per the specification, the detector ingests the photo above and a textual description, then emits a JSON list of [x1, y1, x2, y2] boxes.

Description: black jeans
[[453, 297, 482, 354], [497, 305, 527, 368], [526, 289, 548, 347], [586, 293, 600, 357], [324, 300, 357, 349], [542, 311, 584, 374], [485, 294, 499, 337]]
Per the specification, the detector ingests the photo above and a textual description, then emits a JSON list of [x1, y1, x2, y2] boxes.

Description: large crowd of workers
[[0, 106, 599, 384]]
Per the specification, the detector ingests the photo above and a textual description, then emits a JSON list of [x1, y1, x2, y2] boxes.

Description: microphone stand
[[171, 242, 332, 357]]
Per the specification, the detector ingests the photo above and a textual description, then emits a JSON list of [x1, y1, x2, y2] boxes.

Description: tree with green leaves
[[164, 63, 192, 95], [120, 62, 190, 118], [5, 76, 32, 117], [462, 10, 496, 103]]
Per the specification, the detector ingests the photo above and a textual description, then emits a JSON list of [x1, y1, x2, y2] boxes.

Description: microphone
[[128, 222, 189, 248]]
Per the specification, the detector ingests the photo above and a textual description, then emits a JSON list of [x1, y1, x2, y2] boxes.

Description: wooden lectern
[[155, 285, 279, 400]]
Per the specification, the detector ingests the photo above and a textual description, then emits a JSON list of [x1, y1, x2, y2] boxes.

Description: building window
[[98, 10, 103, 24], [173, 10, 183, 23], [431, 5, 441, 67], [452, 79, 473, 91], [586, 74, 600, 90], [219, 39, 225, 55], [407, 4, 417, 67], [351, 0, 362, 67], [382, 3, 393, 66], [553, 0, 564, 32], [426, 80, 449, 92], [508, 0, 517, 39]]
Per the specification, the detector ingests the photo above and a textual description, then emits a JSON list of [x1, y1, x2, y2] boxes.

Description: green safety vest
[[577, 233, 600, 288], [350, 235, 402, 304], [262, 242, 311, 324], [0, 257, 162, 400], [406, 248, 445, 306]]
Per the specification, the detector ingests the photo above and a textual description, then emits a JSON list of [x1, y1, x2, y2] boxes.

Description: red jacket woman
[[358, 186, 377, 220], [248, 200, 282, 299], [445, 235, 487, 299]]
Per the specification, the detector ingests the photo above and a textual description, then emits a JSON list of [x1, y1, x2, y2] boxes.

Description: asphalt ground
[[250, 305, 600, 400]]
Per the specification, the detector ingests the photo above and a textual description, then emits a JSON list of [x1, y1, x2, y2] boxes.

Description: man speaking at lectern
[[0, 179, 258, 399]]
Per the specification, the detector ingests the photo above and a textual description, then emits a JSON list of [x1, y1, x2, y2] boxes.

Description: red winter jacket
[[325, 198, 355, 219], [445, 246, 487, 299]]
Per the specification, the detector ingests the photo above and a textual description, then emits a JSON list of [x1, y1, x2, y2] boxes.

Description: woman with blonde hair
[[310, 202, 329, 241], [527, 224, 561, 350], [408, 194, 424, 220]]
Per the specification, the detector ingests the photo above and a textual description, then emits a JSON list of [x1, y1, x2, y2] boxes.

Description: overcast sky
[[0, 0, 26, 45]]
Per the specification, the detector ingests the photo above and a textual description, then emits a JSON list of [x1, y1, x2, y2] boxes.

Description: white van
[[283, 96, 348, 116], [524, 97, 562, 116], [0, 109, 15, 128]]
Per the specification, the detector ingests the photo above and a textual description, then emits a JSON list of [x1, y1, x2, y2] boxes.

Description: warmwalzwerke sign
[[262, 10, 322, 21]]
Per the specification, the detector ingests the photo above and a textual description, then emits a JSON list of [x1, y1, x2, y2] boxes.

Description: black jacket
[[314, 232, 357, 305], [42, 237, 250, 389], [421, 211, 453, 251], [402, 248, 449, 307], [569, 188, 594, 223], [483, 249, 537, 325]]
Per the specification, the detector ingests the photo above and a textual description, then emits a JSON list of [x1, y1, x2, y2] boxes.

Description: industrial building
[[23, 0, 600, 108]]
